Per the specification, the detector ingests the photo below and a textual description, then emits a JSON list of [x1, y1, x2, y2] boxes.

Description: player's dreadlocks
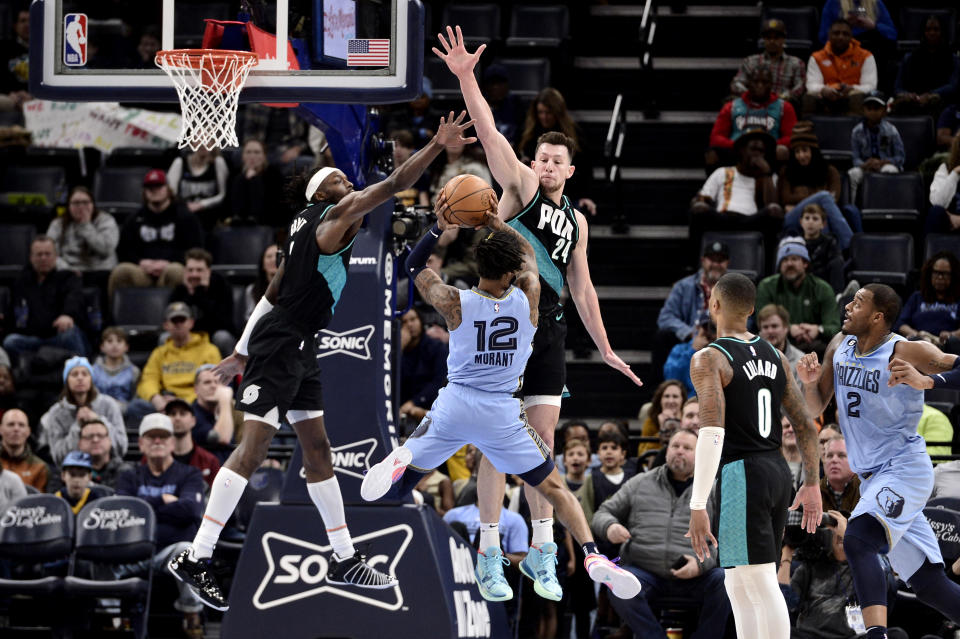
[[474, 230, 526, 280]]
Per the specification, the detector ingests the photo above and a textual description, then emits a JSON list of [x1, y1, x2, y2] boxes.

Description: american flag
[[347, 39, 390, 66]]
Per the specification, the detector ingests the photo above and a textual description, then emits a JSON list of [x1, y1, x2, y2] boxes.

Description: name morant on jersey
[[474, 352, 515, 367], [537, 204, 575, 241], [834, 363, 881, 394], [742, 359, 778, 381]]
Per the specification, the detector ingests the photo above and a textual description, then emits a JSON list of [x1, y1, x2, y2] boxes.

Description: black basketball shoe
[[327, 551, 398, 589], [168, 548, 229, 611]]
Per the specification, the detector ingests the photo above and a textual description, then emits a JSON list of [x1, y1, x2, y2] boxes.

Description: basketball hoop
[[155, 49, 259, 151]]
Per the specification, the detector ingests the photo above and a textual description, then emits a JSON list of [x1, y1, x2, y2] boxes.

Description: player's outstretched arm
[[216, 261, 287, 383], [797, 332, 842, 416], [433, 25, 538, 210], [780, 351, 824, 534], [567, 210, 642, 387], [329, 111, 476, 229], [889, 339, 960, 390], [685, 348, 726, 562]]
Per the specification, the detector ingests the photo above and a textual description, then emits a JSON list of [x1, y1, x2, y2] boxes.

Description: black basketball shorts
[[520, 312, 567, 399], [714, 451, 793, 568], [236, 310, 324, 428]]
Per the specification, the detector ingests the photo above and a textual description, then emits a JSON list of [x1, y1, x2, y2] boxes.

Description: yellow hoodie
[[137, 332, 221, 402]]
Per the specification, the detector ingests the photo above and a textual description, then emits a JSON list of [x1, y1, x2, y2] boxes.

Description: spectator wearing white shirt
[[925, 133, 960, 234], [804, 19, 877, 116]]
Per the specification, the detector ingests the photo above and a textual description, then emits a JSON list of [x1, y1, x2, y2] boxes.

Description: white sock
[[531, 518, 554, 546], [191, 467, 248, 560], [307, 478, 356, 559], [479, 522, 500, 550]]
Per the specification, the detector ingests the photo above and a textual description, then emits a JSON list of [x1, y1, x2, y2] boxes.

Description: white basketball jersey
[[446, 286, 537, 393]]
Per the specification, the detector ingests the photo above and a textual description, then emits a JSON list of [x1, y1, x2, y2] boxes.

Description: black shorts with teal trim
[[236, 308, 324, 419], [714, 451, 793, 567], [521, 311, 567, 397]]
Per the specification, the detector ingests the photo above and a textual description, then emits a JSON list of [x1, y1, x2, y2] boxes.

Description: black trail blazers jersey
[[708, 336, 786, 463]]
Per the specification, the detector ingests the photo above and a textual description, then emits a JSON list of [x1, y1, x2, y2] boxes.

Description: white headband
[[305, 167, 340, 201]]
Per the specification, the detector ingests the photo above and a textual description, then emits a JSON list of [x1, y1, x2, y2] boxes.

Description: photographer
[[780, 510, 856, 639]]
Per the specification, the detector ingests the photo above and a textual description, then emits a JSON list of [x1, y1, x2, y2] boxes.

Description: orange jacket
[[812, 39, 873, 88]]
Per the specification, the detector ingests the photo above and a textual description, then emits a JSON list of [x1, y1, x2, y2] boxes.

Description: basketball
[[440, 174, 496, 227]]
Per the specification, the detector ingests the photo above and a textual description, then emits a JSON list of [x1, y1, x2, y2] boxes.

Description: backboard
[[30, 0, 424, 104]]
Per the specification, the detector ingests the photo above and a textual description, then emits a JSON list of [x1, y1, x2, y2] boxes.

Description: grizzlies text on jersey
[[834, 333, 925, 475], [446, 286, 537, 394], [507, 190, 580, 315], [277, 202, 356, 334]]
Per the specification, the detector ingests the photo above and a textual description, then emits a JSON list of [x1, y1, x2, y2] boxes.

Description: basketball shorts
[[236, 309, 324, 427], [405, 382, 553, 478], [852, 451, 943, 580], [521, 312, 567, 398], [715, 451, 793, 568]]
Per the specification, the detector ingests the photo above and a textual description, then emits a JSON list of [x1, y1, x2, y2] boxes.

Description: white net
[[155, 49, 259, 152]]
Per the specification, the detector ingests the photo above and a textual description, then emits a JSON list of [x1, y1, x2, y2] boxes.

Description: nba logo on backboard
[[63, 14, 87, 67]]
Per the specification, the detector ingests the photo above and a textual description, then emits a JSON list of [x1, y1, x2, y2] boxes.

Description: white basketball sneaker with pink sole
[[360, 446, 413, 501], [584, 553, 642, 599]]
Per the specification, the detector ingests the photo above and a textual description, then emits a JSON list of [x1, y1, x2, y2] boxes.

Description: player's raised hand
[[435, 110, 477, 148], [213, 352, 246, 385], [797, 352, 821, 385], [476, 192, 501, 230], [790, 483, 824, 534], [432, 25, 485, 78], [603, 350, 643, 387], [888, 357, 934, 390], [685, 508, 717, 562]]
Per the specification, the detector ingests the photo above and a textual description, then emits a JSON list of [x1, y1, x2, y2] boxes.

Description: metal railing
[[604, 93, 628, 232]]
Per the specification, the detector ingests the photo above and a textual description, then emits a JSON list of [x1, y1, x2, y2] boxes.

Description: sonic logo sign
[[298, 438, 378, 480], [252, 524, 412, 611], [316, 325, 375, 360], [448, 538, 491, 638]]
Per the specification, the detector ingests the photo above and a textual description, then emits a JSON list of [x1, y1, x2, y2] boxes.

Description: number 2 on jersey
[[757, 388, 772, 437], [551, 237, 572, 263], [474, 317, 519, 352]]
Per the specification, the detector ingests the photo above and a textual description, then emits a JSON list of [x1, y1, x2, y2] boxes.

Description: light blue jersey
[[835, 333, 925, 475], [834, 332, 941, 580], [446, 287, 537, 394]]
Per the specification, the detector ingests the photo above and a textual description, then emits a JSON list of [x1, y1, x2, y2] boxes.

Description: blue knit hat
[[62, 356, 93, 383], [776, 237, 810, 268]]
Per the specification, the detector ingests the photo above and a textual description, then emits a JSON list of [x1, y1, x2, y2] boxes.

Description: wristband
[[236, 297, 273, 356], [406, 224, 441, 278], [930, 357, 960, 389]]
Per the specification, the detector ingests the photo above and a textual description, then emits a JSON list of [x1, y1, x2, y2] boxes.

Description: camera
[[370, 133, 395, 175], [392, 203, 436, 241]]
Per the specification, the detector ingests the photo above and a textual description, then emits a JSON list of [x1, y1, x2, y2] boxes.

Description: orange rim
[[155, 48, 259, 70]]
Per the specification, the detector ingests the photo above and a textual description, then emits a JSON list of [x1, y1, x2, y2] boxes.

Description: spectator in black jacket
[[399, 308, 447, 424], [797, 203, 844, 293], [225, 139, 287, 228], [116, 413, 205, 636], [3, 236, 86, 362], [168, 248, 235, 356], [107, 169, 204, 301]]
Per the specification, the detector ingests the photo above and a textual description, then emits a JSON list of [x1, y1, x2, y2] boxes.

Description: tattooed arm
[[414, 269, 463, 330], [780, 351, 824, 533], [888, 339, 960, 390], [690, 347, 730, 430]]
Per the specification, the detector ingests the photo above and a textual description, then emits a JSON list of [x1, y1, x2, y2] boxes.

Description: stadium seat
[[110, 287, 171, 335], [210, 225, 275, 279], [24, 146, 100, 188], [0, 166, 66, 228], [507, 5, 570, 48], [424, 57, 481, 101], [922, 506, 960, 564], [886, 117, 935, 172], [104, 146, 173, 169], [928, 497, 960, 512], [490, 58, 552, 98], [924, 234, 960, 262], [441, 4, 502, 47], [761, 7, 818, 53], [807, 116, 856, 163], [0, 494, 74, 598], [0, 224, 36, 279], [848, 233, 914, 288], [701, 231, 765, 282], [860, 173, 925, 222], [898, 8, 956, 51], [65, 496, 156, 639], [94, 166, 150, 220]]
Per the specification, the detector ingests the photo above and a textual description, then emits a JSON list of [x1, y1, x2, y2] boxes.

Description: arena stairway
[[559, 2, 761, 418]]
